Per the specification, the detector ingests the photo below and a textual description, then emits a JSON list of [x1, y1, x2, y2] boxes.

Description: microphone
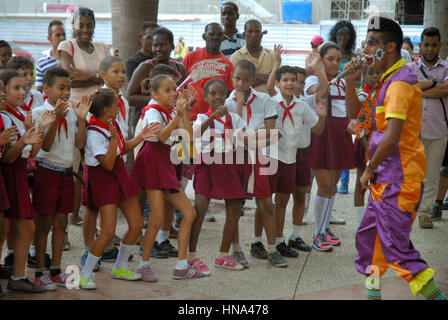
[[329, 57, 369, 85]]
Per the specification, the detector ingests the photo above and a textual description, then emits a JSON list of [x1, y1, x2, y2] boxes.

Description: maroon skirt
[[132, 141, 180, 192], [0, 164, 11, 212], [83, 157, 140, 209], [2, 157, 34, 219], [354, 138, 366, 170], [311, 116, 354, 169], [193, 152, 246, 199]]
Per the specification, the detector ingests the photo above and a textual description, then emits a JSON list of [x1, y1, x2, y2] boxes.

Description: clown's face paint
[[363, 32, 386, 72]]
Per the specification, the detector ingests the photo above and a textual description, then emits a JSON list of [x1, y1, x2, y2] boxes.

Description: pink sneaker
[[214, 254, 244, 270], [34, 273, 57, 291], [137, 265, 157, 282], [325, 228, 341, 246], [188, 257, 211, 276], [172, 266, 205, 279], [49, 272, 71, 287]]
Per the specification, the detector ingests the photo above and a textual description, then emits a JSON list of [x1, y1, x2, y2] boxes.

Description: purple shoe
[[137, 265, 157, 282], [172, 266, 205, 280]]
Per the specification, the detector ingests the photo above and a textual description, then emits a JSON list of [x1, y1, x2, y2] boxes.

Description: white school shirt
[[84, 122, 123, 166], [141, 103, 178, 145], [304, 75, 347, 118], [193, 112, 246, 154], [0, 114, 13, 159], [225, 88, 278, 130], [102, 85, 129, 140], [266, 94, 318, 164], [0, 108, 32, 158], [32, 100, 79, 168]]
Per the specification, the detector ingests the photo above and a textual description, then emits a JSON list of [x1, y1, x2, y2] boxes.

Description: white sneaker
[[329, 214, 346, 225]]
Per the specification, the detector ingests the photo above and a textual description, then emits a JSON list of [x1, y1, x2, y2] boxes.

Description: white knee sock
[[322, 196, 335, 231], [355, 206, 365, 227], [289, 224, 301, 240], [114, 243, 135, 270], [29, 245, 36, 257], [275, 237, 284, 245], [157, 230, 170, 244], [80, 252, 101, 277], [314, 195, 331, 235]]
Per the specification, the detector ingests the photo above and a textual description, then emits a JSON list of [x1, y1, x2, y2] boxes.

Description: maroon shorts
[[296, 148, 312, 187], [244, 160, 271, 199], [0, 165, 11, 212], [269, 160, 296, 194], [32, 167, 74, 215], [2, 157, 34, 219]]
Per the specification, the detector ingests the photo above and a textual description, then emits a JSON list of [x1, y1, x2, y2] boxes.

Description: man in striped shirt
[[35, 20, 66, 92], [220, 2, 245, 59]]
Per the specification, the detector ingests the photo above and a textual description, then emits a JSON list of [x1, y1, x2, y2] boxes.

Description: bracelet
[[366, 160, 376, 172]]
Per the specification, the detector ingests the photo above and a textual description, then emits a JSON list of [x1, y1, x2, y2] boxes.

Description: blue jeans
[[340, 169, 349, 185]]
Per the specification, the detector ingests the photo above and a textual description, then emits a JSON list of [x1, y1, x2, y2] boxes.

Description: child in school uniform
[[132, 75, 204, 280], [225, 59, 286, 268], [190, 78, 247, 273], [31, 68, 91, 290], [80, 88, 158, 290], [5, 56, 46, 267], [0, 79, 20, 298], [0, 69, 54, 293], [266, 64, 327, 258]]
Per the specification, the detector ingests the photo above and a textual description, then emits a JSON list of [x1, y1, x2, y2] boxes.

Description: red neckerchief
[[233, 93, 256, 126], [0, 114, 4, 132], [143, 104, 174, 124], [327, 77, 345, 96], [5, 105, 25, 122], [205, 107, 231, 143], [279, 100, 295, 127], [87, 115, 125, 155], [361, 84, 373, 95], [21, 94, 33, 112], [43, 94, 48, 101], [118, 94, 126, 120], [58, 118, 68, 140]]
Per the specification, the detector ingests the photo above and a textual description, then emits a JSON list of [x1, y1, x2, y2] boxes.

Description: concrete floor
[[1, 170, 447, 300]]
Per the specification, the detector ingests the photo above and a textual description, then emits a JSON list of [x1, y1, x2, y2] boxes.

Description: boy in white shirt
[[32, 68, 91, 289]]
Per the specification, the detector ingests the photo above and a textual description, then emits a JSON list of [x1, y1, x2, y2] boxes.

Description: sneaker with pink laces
[[137, 264, 157, 282], [188, 257, 211, 276], [214, 254, 244, 270], [49, 272, 70, 287], [172, 266, 205, 279], [34, 273, 57, 291]]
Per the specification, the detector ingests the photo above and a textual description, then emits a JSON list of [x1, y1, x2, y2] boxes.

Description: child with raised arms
[[190, 78, 247, 273], [0, 69, 53, 293], [132, 75, 204, 280], [80, 88, 159, 290], [32, 68, 91, 290]]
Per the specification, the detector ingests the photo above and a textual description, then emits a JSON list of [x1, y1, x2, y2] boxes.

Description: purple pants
[[355, 182, 429, 283]]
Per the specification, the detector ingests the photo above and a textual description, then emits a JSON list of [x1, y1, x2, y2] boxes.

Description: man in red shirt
[[183, 22, 234, 121]]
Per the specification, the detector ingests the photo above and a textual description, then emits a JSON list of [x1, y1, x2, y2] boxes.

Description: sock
[[176, 259, 188, 270], [289, 224, 300, 240], [420, 278, 447, 300], [139, 260, 150, 268], [314, 195, 330, 235], [304, 192, 311, 216], [218, 252, 228, 257], [29, 245, 36, 257], [35, 269, 45, 278], [253, 237, 262, 244], [322, 196, 335, 231], [82, 246, 91, 256], [188, 251, 196, 260], [366, 288, 382, 300], [267, 244, 276, 253], [11, 276, 26, 281], [6, 249, 14, 256], [80, 252, 101, 277], [355, 206, 365, 227], [114, 243, 135, 270], [275, 237, 284, 245], [157, 230, 169, 244], [232, 243, 241, 253], [49, 266, 61, 277]]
